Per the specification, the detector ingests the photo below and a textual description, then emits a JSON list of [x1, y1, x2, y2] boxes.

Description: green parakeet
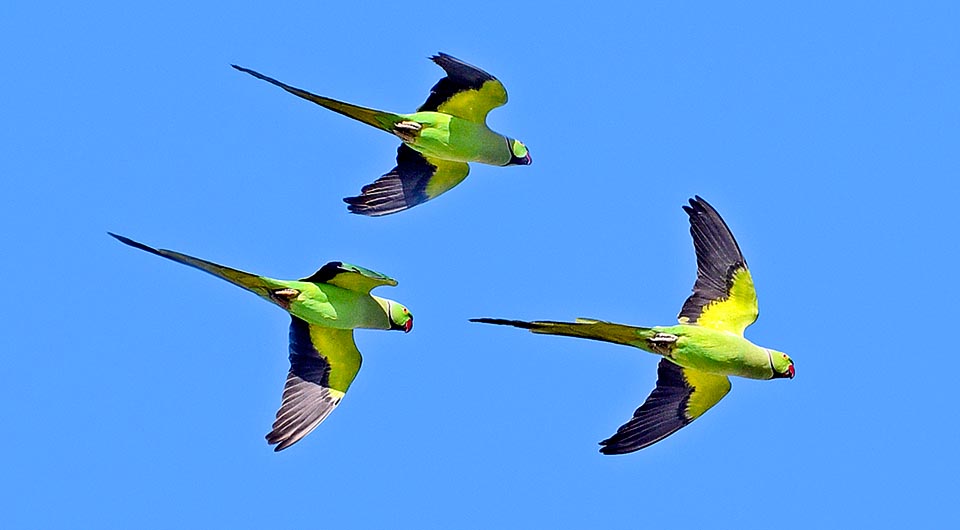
[[471, 197, 794, 454], [109, 233, 413, 451], [232, 53, 531, 216]]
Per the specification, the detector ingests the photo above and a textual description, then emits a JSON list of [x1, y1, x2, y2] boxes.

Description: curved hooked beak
[[786, 364, 795, 379], [403, 317, 413, 333], [520, 152, 532, 165]]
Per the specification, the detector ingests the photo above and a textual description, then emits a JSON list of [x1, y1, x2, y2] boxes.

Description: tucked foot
[[646, 332, 678, 356], [392, 121, 423, 142], [270, 288, 301, 308]]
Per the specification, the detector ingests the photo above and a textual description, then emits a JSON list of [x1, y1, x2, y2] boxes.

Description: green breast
[[658, 325, 773, 380], [288, 282, 389, 330], [406, 112, 509, 165]]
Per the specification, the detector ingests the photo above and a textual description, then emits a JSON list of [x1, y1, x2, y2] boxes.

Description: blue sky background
[[2, 1, 958, 528]]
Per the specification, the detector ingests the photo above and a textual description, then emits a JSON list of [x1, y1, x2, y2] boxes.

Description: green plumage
[[232, 53, 531, 216], [472, 197, 794, 454], [109, 233, 413, 451]]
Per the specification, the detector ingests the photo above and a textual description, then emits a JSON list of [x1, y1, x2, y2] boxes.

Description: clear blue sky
[[2, 1, 958, 528]]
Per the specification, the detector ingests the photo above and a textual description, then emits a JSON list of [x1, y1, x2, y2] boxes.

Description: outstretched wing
[[266, 317, 363, 451], [301, 261, 397, 293], [344, 144, 470, 216], [677, 196, 759, 335], [599, 359, 730, 454], [417, 53, 508, 124]]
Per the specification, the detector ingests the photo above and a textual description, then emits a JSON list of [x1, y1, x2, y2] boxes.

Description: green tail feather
[[470, 317, 654, 348], [109, 233, 282, 298], [232, 64, 402, 133]]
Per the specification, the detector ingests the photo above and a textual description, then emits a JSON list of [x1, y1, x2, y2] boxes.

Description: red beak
[[787, 364, 795, 379], [404, 318, 413, 333]]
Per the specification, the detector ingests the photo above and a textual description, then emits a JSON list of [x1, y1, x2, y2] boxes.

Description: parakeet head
[[768, 349, 795, 379], [384, 299, 413, 333], [506, 138, 532, 165]]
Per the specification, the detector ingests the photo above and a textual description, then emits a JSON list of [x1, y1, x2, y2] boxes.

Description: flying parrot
[[109, 233, 413, 451], [471, 196, 794, 454], [232, 53, 531, 216]]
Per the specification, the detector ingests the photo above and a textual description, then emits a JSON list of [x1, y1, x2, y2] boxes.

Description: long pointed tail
[[109, 233, 284, 298], [470, 317, 655, 350], [232, 64, 403, 133]]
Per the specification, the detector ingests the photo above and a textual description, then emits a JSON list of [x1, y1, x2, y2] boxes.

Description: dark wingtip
[[266, 431, 292, 452], [685, 195, 716, 215], [426, 53, 494, 84], [598, 445, 627, 456], [343, 197, 364, 214], [597, 437, 639, 456], [343, 197, 393, 217], [343, 195, 368, 207], [343, 196, 369, 214]]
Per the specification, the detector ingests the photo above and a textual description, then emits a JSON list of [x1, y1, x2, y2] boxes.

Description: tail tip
[[469, 318, 536, 329], [108, 232, 161, 255], [107, 231, 132, 245]]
